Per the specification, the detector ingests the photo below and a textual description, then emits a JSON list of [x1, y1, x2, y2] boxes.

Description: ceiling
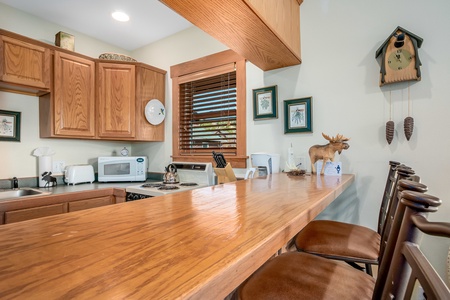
[[0, 0, 193, 51]]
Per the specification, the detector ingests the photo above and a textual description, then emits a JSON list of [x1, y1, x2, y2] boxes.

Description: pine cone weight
[[386, 120, 394, 144], [404, 116, 414, 141]]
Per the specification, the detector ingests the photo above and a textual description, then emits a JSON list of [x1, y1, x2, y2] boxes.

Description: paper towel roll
[[38, 156, 53, 187]]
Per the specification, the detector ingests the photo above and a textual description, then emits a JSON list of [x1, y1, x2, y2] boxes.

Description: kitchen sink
[[0, 188, 51, 200]]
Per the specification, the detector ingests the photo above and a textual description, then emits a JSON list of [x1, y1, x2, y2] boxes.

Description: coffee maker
[[250, 153, 280, 176]]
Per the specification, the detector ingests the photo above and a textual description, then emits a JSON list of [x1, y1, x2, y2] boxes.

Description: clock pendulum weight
[[386, 90, 394, 144], [404, 83, 414, 141]]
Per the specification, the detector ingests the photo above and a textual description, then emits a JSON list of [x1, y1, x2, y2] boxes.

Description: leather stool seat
[[295, 220, 380, 263], [238, 251, 375, 300]]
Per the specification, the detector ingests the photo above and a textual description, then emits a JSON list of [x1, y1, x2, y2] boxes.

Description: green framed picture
[[0, 110, 21, 142], [253, 85, 278, 120], [284, 97, 312, 133]]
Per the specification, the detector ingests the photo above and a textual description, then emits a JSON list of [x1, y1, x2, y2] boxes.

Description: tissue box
[[315, 161, 342, 176], [55, 31, 74, 51]]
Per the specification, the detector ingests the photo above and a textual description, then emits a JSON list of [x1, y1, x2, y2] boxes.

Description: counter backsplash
[[0, 172, 163, 190]]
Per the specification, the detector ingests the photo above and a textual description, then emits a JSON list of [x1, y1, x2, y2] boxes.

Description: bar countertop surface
[[0, 173, 354, 299]]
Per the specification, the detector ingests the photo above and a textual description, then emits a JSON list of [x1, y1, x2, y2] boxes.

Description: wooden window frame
[[171, 50, 247, 168]]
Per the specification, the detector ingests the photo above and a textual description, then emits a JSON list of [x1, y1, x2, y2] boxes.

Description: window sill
[[171, 155, 248, 168]]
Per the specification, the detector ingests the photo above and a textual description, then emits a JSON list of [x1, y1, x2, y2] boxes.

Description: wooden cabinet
[[4, 203, 67, 224], [41, 59, 166, 141], [1, 29, 166, 141], [97, 62, 166, 141], [40, 51, 96, 138], [0, 33, 51, 95], [97, 62, 136, 138], [0, 188, 125, 225], [134, 64, 165, 141], [68, 195, 113, 212], [160, 0, 302, 71]]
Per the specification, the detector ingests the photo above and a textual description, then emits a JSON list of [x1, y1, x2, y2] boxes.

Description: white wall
[[132, 0, 450, 278]]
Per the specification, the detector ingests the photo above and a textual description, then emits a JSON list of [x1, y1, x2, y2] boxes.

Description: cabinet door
[[5, 203, 67, 224], [0, 35, 50, 90], [68, 196, 114, 212], [54, 51, 96, 137], [135, 65, 165, 141], [97, 62, 136, 138]]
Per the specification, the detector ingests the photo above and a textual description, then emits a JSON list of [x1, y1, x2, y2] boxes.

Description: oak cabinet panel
[[68, 196, 114, 212], [54, 51, 96, 137], [4, 203, 67, 224], [134, 65, 165, 141], [97, 62, 136, 138], [0, 34, 50, 94], [40, 51, 96, 138], [0, 188, 126, 225]]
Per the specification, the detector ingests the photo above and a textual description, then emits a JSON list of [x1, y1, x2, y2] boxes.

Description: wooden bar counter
[[0, 173, 354, 299]]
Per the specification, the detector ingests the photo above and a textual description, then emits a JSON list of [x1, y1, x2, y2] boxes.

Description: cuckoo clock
[[375, 26, 423, 86]]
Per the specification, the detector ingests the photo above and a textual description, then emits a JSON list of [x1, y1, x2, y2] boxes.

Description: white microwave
[[98, 156, 147, 182]]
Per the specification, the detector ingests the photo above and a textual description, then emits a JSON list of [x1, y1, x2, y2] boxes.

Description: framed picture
[[253, 85, 278, 120], [284, 97, 312, 133], [0, 110, 21, 142]]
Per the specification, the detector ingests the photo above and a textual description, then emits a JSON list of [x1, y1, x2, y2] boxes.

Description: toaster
[[64, 165, 95, 185]]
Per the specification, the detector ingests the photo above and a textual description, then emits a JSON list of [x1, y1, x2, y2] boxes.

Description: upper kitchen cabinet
[[160, 0, 302, 71], [1, 29, 166, 142], [40, 51, 96, 138], [0, 31, 51, 95], [96, 61, 166, 141], [135, 64, 165, 141], [97, 62, 136, 139]]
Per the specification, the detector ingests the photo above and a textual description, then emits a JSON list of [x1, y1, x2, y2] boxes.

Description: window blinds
[[178, 66, 237, 155]]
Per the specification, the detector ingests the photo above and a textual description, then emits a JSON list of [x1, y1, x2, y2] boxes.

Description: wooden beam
[[160, 0, 302, 71]]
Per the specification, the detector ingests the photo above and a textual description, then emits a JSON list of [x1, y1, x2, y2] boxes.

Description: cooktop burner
[[180, 182, 198, 186], [158, 185, 180, 191], [141, 183, 165, 188]]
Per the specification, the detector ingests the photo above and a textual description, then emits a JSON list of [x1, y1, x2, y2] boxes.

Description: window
[[171, 50, 247, 168]]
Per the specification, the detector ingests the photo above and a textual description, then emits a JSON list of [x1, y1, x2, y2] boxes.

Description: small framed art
[[284, 97, 312, 133], [0, 110, 21, 142], [253, 85, 277, 120]]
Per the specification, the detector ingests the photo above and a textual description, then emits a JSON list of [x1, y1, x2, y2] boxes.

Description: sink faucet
[[12, 177, 18, 189]]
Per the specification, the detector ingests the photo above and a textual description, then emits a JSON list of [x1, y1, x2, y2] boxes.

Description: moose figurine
[[41, 171, 57, 187], [309, 133, 350, 174]]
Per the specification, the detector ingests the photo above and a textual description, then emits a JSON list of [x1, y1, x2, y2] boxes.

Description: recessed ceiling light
[[112, 11, 130, 22]]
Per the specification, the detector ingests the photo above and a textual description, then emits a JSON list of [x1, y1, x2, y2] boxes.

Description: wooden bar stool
[[237, 190, 448, 300], [293, 164, 420, 275]]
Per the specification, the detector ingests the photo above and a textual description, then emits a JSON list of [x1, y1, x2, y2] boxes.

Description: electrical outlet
[[53, 161, 65, 174]]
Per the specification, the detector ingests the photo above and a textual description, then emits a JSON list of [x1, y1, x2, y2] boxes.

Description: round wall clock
[[387, 49, 412, 71]]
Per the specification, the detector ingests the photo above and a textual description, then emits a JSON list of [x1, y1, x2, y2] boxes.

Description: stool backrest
[[373, 190, 449, 299], [378, 167, 426, 260], [378, 161, 400, 234], [379, 165, 415, 237], [379, 176, 427, 260]]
